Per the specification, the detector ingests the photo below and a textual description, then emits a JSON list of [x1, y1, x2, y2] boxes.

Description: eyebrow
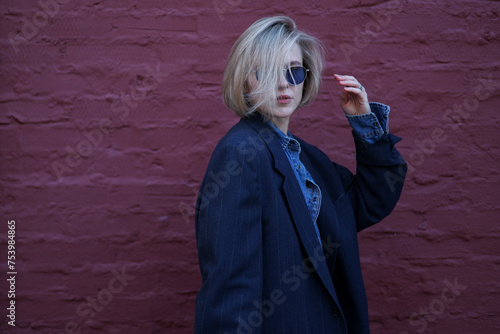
[[289, 61, 302, 66]]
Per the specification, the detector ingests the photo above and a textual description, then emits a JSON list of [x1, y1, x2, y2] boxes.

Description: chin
[[257, 100, 299, 119], [272, 104, 298, 117]]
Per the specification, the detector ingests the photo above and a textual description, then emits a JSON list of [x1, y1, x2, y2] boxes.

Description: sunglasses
[[254, 66, 310, 85]]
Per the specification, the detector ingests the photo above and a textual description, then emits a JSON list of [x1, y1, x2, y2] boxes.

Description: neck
[[270, 117, 289, 135]]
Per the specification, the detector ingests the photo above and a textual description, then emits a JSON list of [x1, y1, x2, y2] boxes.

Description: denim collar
[[264, 118, 301, 153]]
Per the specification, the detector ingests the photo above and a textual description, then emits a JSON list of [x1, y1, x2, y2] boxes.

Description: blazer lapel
[[298, 148, 341, 275], [244, 115, 339, 304]]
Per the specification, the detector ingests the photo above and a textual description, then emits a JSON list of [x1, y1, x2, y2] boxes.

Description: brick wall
[[1, 0, 499, 333]]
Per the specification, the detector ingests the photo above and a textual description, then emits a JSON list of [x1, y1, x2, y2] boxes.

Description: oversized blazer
[[194, 111, 407, 334]]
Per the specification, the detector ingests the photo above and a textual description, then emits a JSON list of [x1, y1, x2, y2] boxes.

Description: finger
[[342, 83, 366, 93], [335, 76, 362, 91], [343, 86, 364, 94], [334, 74, 357, 81], [337, 79, 360, 88], [334, 74, 355, 82]]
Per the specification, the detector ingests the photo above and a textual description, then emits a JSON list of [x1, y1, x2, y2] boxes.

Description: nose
[[278, 70, 289, 90]]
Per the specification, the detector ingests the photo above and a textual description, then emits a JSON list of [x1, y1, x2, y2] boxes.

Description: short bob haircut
[[222, 16, 325, 119]]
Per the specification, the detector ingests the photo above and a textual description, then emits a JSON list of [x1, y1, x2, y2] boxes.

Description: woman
[[194, 16, 407, 334]]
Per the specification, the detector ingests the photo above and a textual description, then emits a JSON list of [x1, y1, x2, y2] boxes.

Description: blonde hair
[[222, 16, 324, 119]]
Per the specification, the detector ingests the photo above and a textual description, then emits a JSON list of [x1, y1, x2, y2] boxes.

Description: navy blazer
[[194, 112, 407, 334]]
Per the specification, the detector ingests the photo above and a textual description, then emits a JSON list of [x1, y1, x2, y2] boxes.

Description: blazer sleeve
[[194, 136, 263, 333], [333, 132, 407, 232]]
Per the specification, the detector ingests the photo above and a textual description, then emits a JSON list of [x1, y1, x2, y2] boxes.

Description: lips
[[278, 95, 291, 100], [277, 95, 291, 104]]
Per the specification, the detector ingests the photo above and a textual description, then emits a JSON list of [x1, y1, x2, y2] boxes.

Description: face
[[248, 43, 304, 122]]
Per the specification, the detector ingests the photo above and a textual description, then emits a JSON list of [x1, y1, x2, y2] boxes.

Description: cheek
[[294, 84, 304, 101]]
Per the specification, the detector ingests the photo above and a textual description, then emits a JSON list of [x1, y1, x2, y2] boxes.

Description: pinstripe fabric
[[264, 119, 323, 249], [194, 111, 407, 334]]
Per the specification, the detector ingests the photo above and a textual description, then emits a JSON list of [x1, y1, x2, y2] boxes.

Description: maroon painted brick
[[1, 0, 499, 333]]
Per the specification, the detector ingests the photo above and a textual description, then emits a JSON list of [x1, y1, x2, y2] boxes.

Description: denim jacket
[[265, 102, 391, 247]]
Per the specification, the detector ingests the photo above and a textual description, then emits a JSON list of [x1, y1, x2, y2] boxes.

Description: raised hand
[[333, 74, 371, 116]]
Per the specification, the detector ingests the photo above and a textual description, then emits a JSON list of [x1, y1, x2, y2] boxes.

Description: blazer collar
[[242, 113, 339, 304], [261, 117, 302, 153]]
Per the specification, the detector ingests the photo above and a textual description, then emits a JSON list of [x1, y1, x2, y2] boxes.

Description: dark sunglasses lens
[[255, 67, 307, 85], [286, 67, 306, 85]]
